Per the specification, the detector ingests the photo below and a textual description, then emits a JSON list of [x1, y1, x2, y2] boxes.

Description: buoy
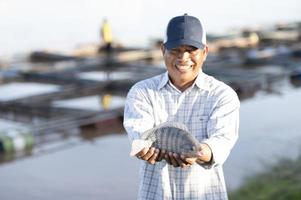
[[22, 132, 34, 150], [0, 129, 34, 154], [13, 135, 26, 151], [0, 140, 3, 152], [0, 135, 14, 153], [0, 133, 4, 152], [7, 130, 26, 152]]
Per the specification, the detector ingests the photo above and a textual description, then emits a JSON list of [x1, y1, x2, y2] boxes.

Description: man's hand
[[164, 151, 191, 169], [134, 143, 212, 167], [181, 143, 212, 165], [135, 147, 159, 165]]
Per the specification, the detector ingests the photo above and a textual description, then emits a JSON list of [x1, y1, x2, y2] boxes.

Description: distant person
[[100, 18, 113, 56], [123, 14, 240, 200]]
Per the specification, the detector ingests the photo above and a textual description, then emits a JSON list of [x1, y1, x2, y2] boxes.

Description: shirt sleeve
[[123, 84, 155, 143], [202, 88, 240, 168]]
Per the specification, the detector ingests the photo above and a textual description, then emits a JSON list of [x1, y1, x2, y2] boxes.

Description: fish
[[130, 122, 202, 158]]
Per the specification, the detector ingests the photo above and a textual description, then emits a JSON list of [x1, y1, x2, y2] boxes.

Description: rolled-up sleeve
[[123, 84, 155, 143], [202, 89, 240, 168]]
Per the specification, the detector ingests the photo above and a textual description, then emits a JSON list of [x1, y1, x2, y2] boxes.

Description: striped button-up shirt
[[123, 71, 240, 200]]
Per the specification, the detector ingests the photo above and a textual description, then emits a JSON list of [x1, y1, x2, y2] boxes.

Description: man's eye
[[187, 48, 197, 52], [189, 49, 199, 54], [170, 49, 179, 54]]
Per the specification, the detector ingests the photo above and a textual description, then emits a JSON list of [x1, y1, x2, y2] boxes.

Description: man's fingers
[[172, 153, 190, 168], [141, 147, 155, 160], [156, 149, 165, 162], [169, 152, 180, 167], [184, 157, 197, 165], [137, 148, 196, 167], [181, 152, 197, 164], [181, 154, 197, 165], [136, 147, 149, 158], [164, 153, 172, 165], [148, 149, 159, 165]]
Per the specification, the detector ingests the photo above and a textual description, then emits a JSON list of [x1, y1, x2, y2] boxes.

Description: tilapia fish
[[130, 122, 201, 157]]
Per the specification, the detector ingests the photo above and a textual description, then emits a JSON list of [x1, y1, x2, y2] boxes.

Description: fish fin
[[130, 140, 151, 157]]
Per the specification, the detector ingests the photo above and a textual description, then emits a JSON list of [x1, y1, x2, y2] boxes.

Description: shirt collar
[[157, 71, 169, 90], [194, 71, 211, 91], [157, 71, 210, 91]]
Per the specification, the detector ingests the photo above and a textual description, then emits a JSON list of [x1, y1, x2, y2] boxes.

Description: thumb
[[193, 145, 204, 158]]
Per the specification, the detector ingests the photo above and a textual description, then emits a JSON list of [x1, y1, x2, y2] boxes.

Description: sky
[[0, 0, 300, 55]]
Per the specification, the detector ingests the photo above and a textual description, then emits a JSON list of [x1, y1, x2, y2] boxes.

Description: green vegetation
[[229, 155, 301, 200]]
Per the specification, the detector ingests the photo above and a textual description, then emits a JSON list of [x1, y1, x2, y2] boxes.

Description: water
[[1, 78, 301, 199], [0, 135, 140, 200], [224, 80, 301, 190]]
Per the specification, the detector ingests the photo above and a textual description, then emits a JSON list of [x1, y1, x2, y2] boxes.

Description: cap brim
[[164, 39, 205, 50]]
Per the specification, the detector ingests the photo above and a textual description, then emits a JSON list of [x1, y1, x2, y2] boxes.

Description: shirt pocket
[[190, 114, 209, 141]]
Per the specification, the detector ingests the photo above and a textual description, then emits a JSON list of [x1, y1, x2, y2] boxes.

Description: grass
[[229, 155, 301, 200]]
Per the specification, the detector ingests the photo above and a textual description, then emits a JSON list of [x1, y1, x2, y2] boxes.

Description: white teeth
[[176, 65, 192, 71]]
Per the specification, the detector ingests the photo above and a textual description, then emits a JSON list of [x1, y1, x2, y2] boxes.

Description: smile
[[175, 64, 193, 72]]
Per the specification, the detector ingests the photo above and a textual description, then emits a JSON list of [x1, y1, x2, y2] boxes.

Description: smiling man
[[124, 14, 240, 200]]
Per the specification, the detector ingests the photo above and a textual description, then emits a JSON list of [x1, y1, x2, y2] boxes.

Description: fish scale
[[130, 122, 200, 156]]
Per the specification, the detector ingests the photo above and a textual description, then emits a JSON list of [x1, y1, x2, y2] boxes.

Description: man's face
[[161, 44, 208, 91]]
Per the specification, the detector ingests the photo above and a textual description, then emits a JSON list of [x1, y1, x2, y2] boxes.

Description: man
[[123, 14, 240, 200], [100, 18, 113, 55]]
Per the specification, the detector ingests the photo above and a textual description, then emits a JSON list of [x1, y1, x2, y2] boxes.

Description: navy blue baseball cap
[[164, 14, 206, 50]]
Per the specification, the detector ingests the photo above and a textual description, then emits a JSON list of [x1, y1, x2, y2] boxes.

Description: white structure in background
[[53, 95, 125, 111], [77, 71, 133, 82], [0, 82, 60, 102]]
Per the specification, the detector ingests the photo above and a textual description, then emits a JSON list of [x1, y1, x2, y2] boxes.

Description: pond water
[[0, 78, 301, 199]]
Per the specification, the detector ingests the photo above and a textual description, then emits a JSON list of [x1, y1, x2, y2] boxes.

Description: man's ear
[[161, 44, 166, 55], [203, 46, 209, 61]]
